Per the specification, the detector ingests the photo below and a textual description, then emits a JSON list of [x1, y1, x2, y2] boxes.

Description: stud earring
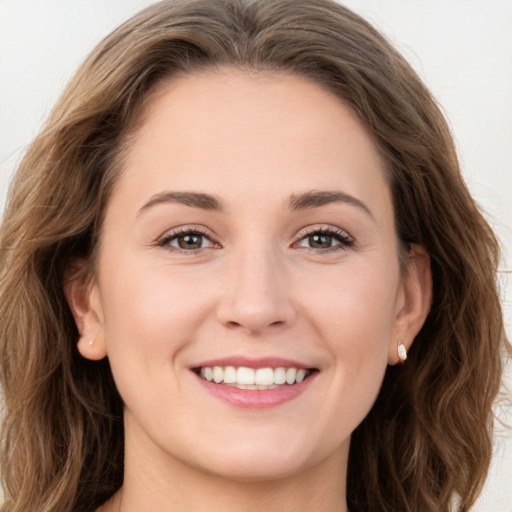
[[397, 340, 407, 363], [88, 339, 94, 346]]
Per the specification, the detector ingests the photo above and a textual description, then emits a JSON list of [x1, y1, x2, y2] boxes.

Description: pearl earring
[[397, 340, 407, 363]]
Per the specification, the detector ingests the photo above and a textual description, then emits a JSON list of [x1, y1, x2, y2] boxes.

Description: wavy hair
[[0, 1, 508, 511]]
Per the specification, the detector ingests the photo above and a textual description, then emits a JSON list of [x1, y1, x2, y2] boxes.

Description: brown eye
[[308, 233, 334, 249], [161, 230, 214, 251], [176, 233, 204, 249], [295, 228, 354, 251]]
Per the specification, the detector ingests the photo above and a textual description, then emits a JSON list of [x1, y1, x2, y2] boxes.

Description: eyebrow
[[138, 191, 223, 215], [138, 189, 373, 218], [289, 190, 374, 219]]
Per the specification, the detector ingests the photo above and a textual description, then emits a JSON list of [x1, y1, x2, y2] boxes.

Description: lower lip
[[195, 373, 317, 409]]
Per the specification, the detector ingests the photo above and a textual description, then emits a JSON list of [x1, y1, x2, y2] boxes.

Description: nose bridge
[[218, 242, 295, 333]]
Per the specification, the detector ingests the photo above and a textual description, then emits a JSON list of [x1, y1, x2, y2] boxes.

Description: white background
[[0, 1, 511, 510]]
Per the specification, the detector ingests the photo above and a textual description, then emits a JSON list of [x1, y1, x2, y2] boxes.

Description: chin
[[196, 454, 315, 483], [180, 431, 343, 483]]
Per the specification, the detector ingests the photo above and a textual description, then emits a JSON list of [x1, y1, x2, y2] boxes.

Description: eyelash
[[157, 227, 217, 253], [293, 226, 355, 253], [157, 226, 355, 254]]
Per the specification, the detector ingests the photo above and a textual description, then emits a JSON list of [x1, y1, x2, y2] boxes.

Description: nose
[[216, 247, 296, 335]]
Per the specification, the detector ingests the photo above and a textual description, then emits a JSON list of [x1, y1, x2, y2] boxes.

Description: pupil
[[178, 234, 202, 249], [309, 233, 331, 248]]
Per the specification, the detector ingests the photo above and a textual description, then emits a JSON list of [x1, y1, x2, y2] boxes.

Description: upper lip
[[191, 356, 315, 370]]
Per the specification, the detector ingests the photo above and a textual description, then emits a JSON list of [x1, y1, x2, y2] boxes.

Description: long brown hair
[[0, 1, 508, 511]]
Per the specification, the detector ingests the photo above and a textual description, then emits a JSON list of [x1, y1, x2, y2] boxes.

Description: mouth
[[193, 365, 318, 391]]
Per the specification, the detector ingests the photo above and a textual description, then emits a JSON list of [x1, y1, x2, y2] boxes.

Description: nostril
[[224, 319, 286, 332], [217, 294, 296, 333]]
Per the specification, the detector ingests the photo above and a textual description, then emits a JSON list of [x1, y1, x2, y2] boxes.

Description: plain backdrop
[[0, 1, 511, 510]]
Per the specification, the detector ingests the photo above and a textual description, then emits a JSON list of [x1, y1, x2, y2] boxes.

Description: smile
[[192, 358, 319, 408], [197, 366, 314, 390]]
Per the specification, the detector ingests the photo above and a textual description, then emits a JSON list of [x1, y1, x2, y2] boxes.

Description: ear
[[63, 259, 107, 361], [388, 244, 432, 365]]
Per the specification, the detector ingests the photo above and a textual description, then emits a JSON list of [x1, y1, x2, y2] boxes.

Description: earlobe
[[63, 260, 107, 361], [388, 244, 432, 365], [76, 334, 107, 361]]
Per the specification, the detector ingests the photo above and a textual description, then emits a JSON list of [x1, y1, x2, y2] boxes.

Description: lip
[[195, 372, 317, 409], [191, 356, 318, 409], [192, 356, 312, 370]]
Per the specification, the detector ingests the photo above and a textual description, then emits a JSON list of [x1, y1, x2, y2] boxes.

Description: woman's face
[[74, 69, 429, 482]]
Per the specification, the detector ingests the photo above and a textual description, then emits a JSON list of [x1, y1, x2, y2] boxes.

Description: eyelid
[[292, 225, 355, 251], [153, 223, 355, 253], [156, 225, 220, 251]]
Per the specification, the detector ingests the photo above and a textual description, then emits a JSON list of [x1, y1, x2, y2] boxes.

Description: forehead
[[114, 68, 389, 212]]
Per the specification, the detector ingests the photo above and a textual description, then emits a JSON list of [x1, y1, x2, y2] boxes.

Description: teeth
[[296, 369, 307, 383], [285, 368, 297, 385], [255, 368, 274, 386], [237, 367, 255, 385], [198, 366, 312, 387], [213, 366, 223, 383], [274, 367, 286, 385], [223, 366, 236, 384]]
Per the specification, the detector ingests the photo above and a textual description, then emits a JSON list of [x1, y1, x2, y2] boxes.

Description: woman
[[0, 0, 508, 511]]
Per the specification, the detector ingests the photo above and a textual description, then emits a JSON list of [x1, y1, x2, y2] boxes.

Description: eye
[[159, 229, 216, 251], [294, 227, 354, 252]]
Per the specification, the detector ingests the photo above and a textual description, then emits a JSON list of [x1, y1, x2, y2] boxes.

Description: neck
[[101, 422, 349, 512], [107, 473, 348, 512]]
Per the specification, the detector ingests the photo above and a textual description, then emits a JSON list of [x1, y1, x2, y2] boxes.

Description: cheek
[[308, 260, 397, 324], [98, 258, 217, 373], [299, 258, 399, 370]]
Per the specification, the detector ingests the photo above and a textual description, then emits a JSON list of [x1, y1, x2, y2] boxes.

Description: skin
[[67, 69, 431, 511]]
